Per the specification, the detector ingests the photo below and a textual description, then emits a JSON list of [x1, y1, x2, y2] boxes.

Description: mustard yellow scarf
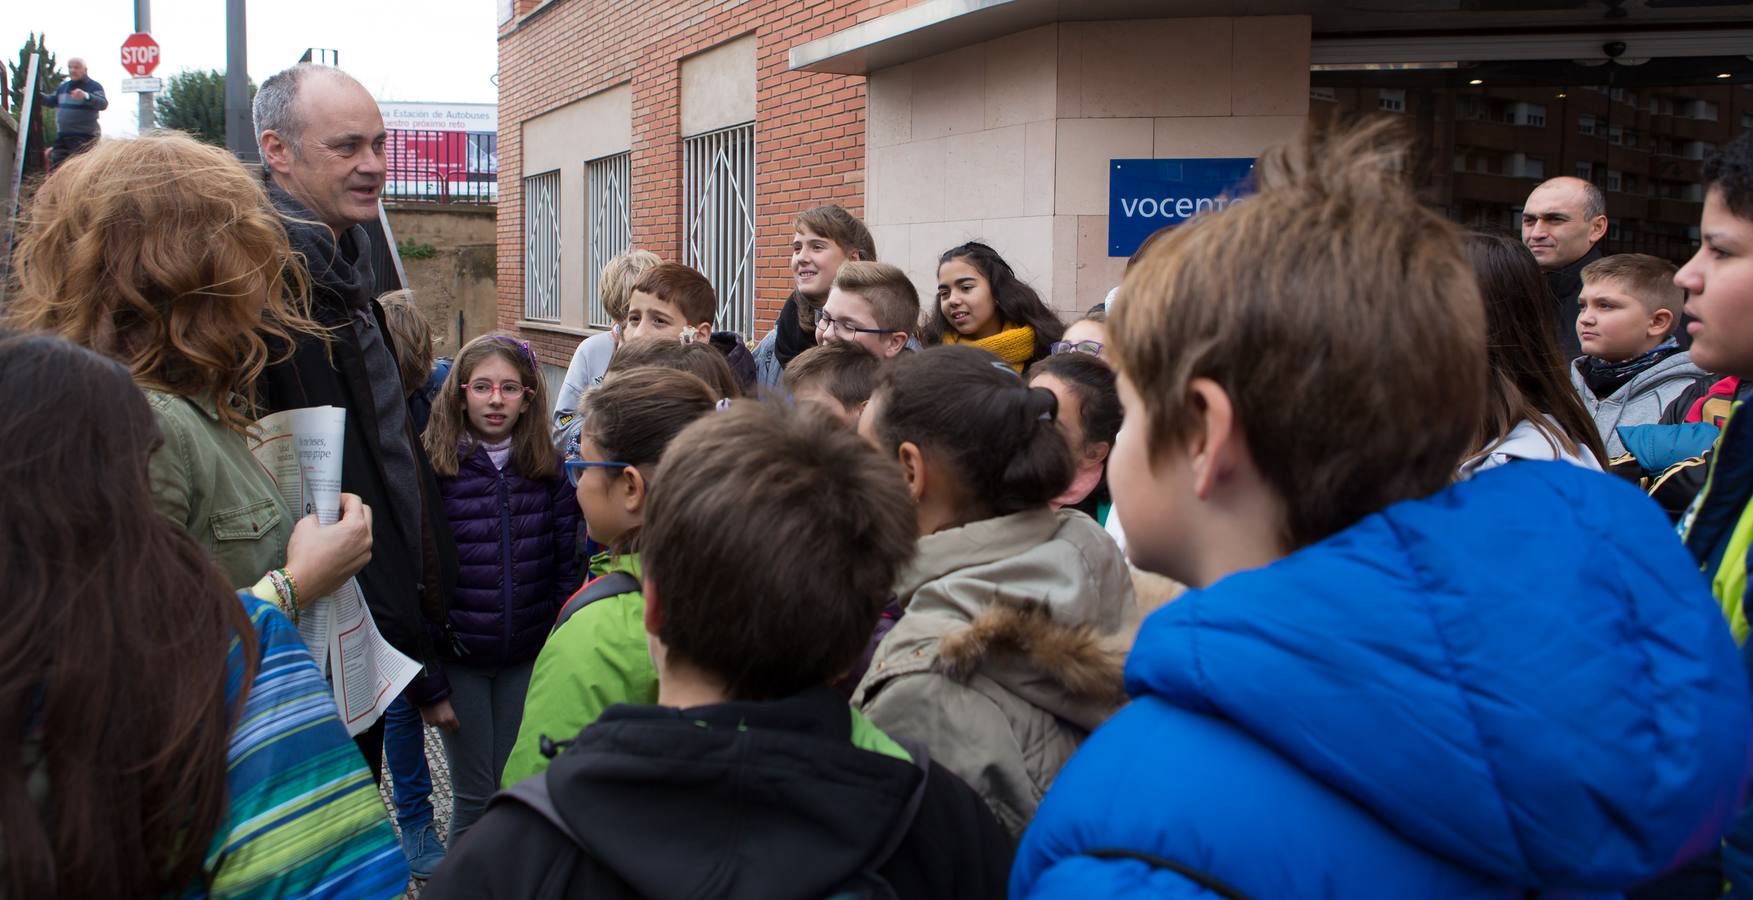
[[943, 324, 1037, 372]]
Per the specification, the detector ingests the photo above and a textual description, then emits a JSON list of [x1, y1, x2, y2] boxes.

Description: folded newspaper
[[252, 406, 421, 737]]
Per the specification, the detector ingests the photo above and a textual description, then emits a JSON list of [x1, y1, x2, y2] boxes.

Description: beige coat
[[853, 507, 1138, 837]]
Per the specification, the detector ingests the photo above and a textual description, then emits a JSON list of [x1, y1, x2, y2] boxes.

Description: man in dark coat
[[39, 58, 107, 166], [1523, 176, 1608, 361], [251, 63, 458, 770]]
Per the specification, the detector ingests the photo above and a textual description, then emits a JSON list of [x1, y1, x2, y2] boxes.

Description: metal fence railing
[[383, 128, 498, 205], [682, 122, 756, 338], [523, 169, 561, 323], [585, 151, 632, 327]]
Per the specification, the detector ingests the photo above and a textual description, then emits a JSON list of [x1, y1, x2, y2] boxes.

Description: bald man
[[1522, 176, 1608, 360], [252, 64, 459, 791], [39, 58, 107, 167]]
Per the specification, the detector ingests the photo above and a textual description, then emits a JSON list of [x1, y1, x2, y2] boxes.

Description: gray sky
[[4, 0, 498, 136]]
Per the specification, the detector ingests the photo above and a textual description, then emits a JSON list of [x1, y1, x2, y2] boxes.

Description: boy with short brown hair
[[1570, 252, 1704, 457], [626, 263, 717, 342], [817, 261, 918, 359], [624, 262, 756, 391], [1011, 120, 1748, 899], [428, 401, 1010, 899], [783, 341, 885, 425]]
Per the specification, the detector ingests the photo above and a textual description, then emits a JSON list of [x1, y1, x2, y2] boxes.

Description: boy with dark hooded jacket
[[1673, 128, 1753, 894], [426, 402, 1011, 899]]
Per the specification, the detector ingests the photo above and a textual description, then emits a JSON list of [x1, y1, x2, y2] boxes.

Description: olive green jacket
[[146, 391, 295, 590], [854, 508, 1139, 838]]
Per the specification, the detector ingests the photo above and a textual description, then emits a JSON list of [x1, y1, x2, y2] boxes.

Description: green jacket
[[146, 391, 295, 590], [502, 552, 651, 787]]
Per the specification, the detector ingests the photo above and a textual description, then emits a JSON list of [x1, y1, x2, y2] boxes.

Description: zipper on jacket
[[498, 465, 514, 662]]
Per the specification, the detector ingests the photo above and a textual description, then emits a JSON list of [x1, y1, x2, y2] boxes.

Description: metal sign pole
[[0, 52, 43, 312], [376, 201, 410, 290], [135, 0, 156, 130], [224, 0, 254, 161]]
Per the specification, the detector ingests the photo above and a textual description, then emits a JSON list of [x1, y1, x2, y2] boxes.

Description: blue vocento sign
[[1108, 158, 1256, 256]]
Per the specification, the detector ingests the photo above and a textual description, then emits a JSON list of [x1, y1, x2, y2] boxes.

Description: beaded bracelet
[[267, 568, 300, 625]]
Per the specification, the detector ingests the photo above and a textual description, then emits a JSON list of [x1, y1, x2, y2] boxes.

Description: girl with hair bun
[[852, 345, 1137, 838]]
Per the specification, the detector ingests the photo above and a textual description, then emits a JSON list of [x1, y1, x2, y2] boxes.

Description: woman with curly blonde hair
[[5, 131, 373, 607]]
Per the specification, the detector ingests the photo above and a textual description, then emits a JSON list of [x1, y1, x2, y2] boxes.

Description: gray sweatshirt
[[1569, 351, 1706, 457], [41, 78, 108, 137]]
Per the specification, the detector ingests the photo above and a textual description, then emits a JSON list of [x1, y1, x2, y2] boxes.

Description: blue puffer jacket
[[1012, 461, 1751, 899], [434, 443, 580, 669]]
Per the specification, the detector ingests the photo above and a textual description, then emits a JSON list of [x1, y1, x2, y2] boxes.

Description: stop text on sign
[[120, 33, 161, 76], [1108, 158, 1255, 257]]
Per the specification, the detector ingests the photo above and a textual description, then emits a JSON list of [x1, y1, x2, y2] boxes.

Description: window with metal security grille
[[586, 152, 632, 328], [523, 170, 562, 323], [682, 123, 757, 337]]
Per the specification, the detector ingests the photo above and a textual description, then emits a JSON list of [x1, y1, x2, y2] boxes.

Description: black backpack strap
[[1084, 849, 1249, 899], [492, 775, 585, 848], [860, 738, 933, 876], [552, 571, 640, 633]]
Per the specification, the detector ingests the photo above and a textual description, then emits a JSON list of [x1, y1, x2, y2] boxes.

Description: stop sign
[[120, 33, 160, 76]]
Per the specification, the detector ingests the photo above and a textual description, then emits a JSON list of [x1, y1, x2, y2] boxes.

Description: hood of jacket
[[1570, 352, 1706, 457], [709, 330, 759, 393], [1126, 460, 1750, 888], [893, 508, 1138, 729], [1570, 350, 1705, 411], [544, 686, 924, 900]]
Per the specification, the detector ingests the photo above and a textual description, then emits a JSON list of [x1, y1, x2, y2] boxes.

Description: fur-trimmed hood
[[862, 507, 1138, 729], [937, 598, 1130, 729]]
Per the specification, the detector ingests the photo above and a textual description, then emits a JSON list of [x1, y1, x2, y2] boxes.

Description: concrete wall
[[522, 85, 635, 331], [386, 203, 498, 359], [865, 16, 1311, 319], [681, 35, 757, 137]]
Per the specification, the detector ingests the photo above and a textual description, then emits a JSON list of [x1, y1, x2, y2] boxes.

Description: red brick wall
[[497, 0, 931, 367]]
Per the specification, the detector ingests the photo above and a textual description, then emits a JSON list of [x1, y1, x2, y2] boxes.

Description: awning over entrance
[[790, 0, 1753, 75]]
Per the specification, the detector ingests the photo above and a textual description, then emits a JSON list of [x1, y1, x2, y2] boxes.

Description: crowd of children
[[8, 117, 1753, 899]]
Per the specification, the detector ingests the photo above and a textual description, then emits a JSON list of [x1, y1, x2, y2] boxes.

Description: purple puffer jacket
[[434, 444, 581, 668]]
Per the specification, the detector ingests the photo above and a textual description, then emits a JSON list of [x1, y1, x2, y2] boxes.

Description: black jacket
[[1546, 244, 1602, 363], [425, 687, 1013, 900], [709, 330, 758, 394], [255, 183, 456, 694]]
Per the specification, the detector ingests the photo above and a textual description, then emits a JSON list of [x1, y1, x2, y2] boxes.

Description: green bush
[[398, 240, 438, 260]]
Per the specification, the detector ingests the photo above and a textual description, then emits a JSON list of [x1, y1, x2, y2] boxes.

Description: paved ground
[[375, 724, 453, 897]]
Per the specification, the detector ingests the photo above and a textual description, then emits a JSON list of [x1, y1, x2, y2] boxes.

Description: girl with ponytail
[[851, 345, 1137, 838]]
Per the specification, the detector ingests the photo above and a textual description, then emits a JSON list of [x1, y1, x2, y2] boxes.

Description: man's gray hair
[[1578, 179, 1607, 222], [253, 63, 364, 161], [1535, 176, 1608, 222]]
